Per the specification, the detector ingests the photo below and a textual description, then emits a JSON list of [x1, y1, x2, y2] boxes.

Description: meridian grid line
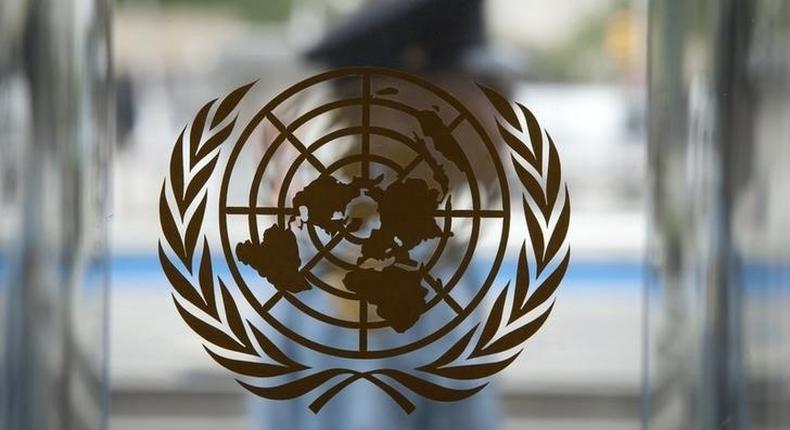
[[266, 112, 327, 173], [433, 209, 506, 218], [423, 274, 463, 314], [262, 291, 283, 312], [226, 206, 504, 219], [448, 113, 465, 131], [226, 206, 299, 216], [359, 301, 368, 351], [361, 74, 371, 180], [300, 232, 345, 274], [397, 154, 424, 180]]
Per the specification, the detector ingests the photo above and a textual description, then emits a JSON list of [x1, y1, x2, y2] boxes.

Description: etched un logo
[[159, 67, 570, 412]]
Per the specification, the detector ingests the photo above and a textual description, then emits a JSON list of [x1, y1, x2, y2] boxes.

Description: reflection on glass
[[646, 0, 790, 428], [0, 0, 112, 428], [110, 0, 649, 428]]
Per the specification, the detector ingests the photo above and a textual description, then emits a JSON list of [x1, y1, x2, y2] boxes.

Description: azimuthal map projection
[[159, 66, 570, 411], [221, 68, 510, 357]]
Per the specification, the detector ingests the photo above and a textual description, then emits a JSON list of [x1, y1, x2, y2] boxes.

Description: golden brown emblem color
[[158, 68, 570, 413]]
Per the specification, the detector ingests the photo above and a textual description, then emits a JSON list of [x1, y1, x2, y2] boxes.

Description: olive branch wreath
[[158, 81, 570, 414]]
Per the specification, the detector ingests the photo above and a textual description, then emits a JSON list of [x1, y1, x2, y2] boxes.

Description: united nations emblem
[[159, 68, 570, 413]]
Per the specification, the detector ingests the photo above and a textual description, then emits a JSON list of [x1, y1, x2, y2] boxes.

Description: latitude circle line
[[273, 125, 452, 271], [303, 152, 403, 248], [268, 97, 485, 294], [296, 153, 458, 317], [304, 196, 458, 312], [280, 151, 457, 321], [270, 122, 477, 315], [294, 154, 404, 303], [243, 128, 451, 331], [263, 125, 444, 270], [301, 176, 456, 313], [227, 69, 502, 352], [218, 67, 511, 359], [272, 126, 429, 226], [263, 99, 484, 343], [247, 96, 364, 243], [245, 120, 456, 328]]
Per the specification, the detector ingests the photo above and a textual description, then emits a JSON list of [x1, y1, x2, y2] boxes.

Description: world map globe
[[238, 170, 444, 332], [218, 68, 510, 359]]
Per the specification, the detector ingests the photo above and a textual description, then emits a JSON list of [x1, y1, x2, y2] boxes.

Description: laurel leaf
[[518, 103, 543, 173], [542, 188, 570, 271], [544, 133, 562, 220], [512, 156, 546, 213], [219, 279, 251, 348], [159, 244, 205, 311], [190, 100, 215, 164], [198, 240, 218, 319], [523, 196, 545, 270], [170, 130, 186, 215], [308, 375, 364, 413], [249, 324, 307, 369], [361, 376, 416, 414], [498, 121, 538, 170], [156, 78, 572, 413], [211, 81, 255, 129], [400, 86, 571, 408], [423, 351, 521, 380], [204, 346, 294, 377], [309, 373, 363, 414], [479, 301, 555, 355], [418, 328, 476, 371], [183, 195, 207, 271], [525, 252, 569, 313], [309, 373, 416, 414], [477, 84, 520, 131], [508, 243, 530, 324], [375, 369, 487, 402], [172, 295, 248, 354], [196, 119, 236, 160], [237, 369, 349, 400], [367, 375, 414, 415], [159, 187, 187, 267], [183, 153, 219, 210], [472, 286, 507, 358]]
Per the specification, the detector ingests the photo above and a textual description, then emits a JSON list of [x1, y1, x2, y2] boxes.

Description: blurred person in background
[[247, 0, 517, 428], [107, 0, 651, 429]]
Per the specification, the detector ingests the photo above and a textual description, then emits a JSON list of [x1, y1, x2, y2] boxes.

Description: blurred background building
[[2, 0, 788, 429], [109, 1, 647, 429]]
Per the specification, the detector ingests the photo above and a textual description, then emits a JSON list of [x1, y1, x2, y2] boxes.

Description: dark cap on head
[[305, 0, 484, 71]]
